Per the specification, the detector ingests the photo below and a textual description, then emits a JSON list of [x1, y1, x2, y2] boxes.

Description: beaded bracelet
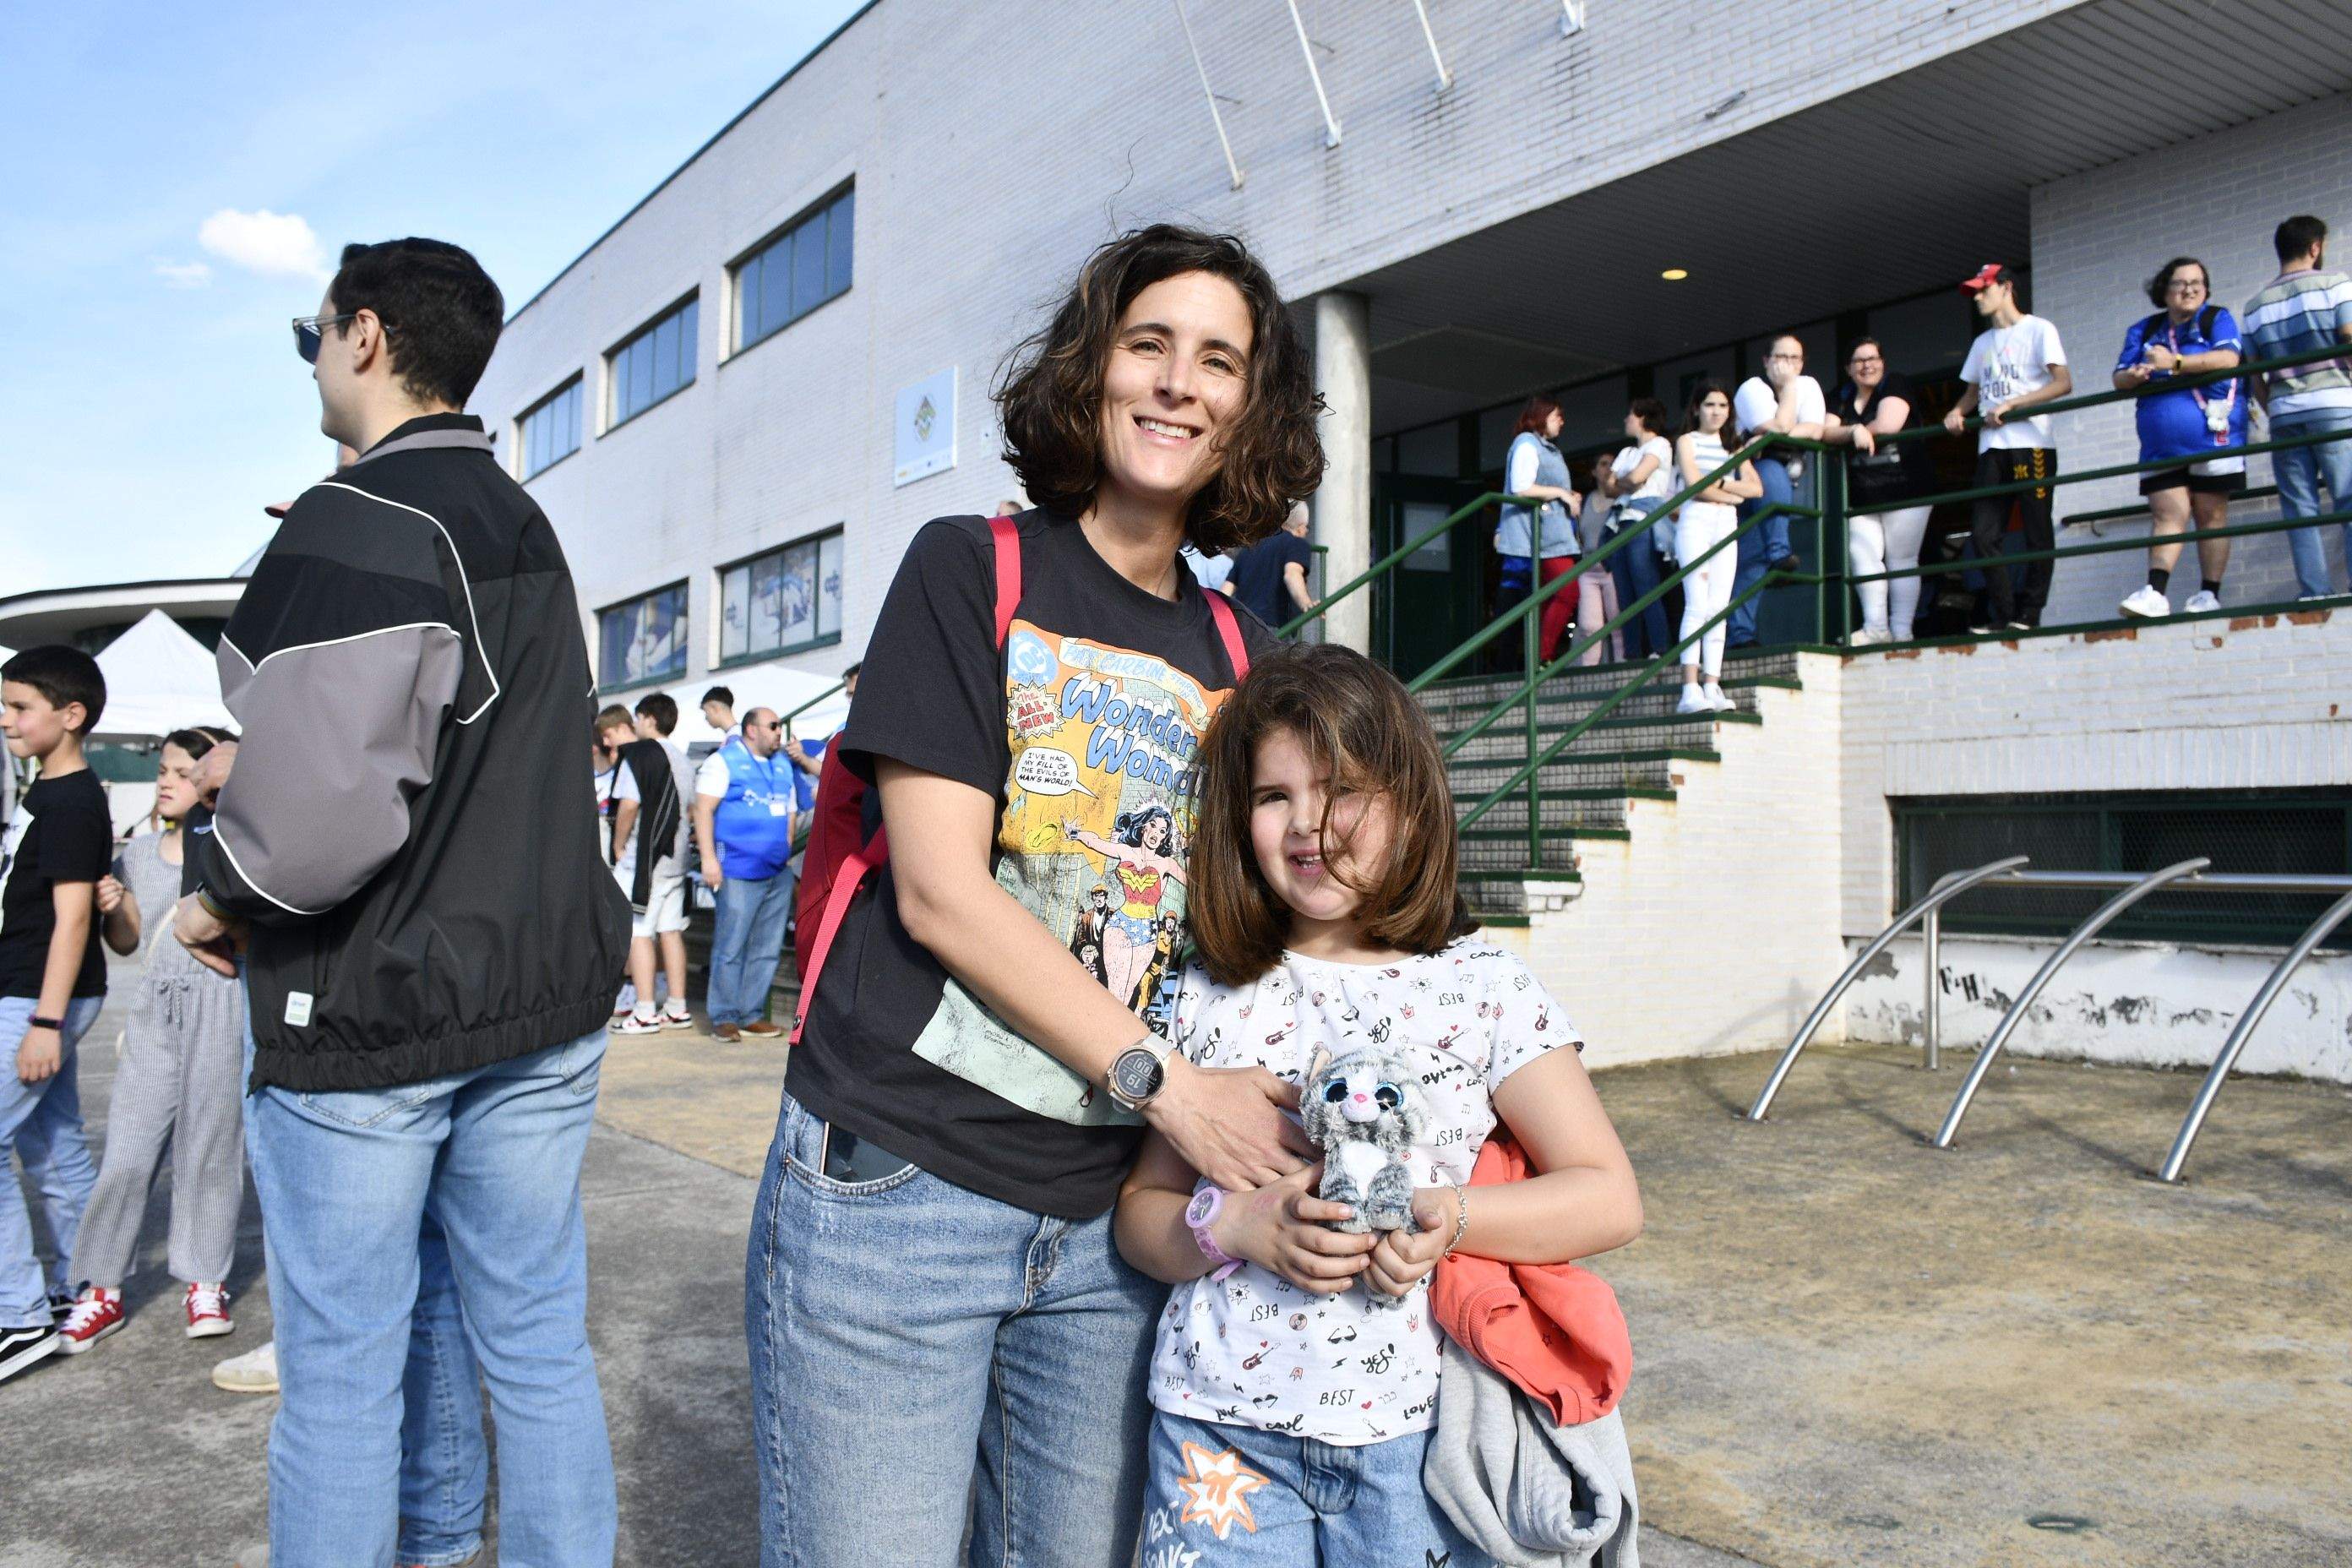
[[1440, 1180, 1470, 1255]]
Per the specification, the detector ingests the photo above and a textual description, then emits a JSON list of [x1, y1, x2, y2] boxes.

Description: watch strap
[[29, 1015, 63, 1031]]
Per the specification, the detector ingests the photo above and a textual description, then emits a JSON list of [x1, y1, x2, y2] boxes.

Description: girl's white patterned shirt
[[1147, 939, 1580, 1446]]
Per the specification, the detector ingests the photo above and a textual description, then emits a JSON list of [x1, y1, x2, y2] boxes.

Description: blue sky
[[0, 0, 867, 595]]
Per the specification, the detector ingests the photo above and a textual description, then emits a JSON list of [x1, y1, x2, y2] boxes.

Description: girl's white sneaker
[[1674, 685, 1712, 715], [1704, 683, 1736, 711]]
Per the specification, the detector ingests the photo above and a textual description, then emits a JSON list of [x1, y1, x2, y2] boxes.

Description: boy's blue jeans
[[0, 994, 103, 1325], [244, 1021, 614, 1568], [709, 866, 796, 1026], [1145, 1410, 1492, 1566], [745, 1086, 1161, 1567], [1729, 455, 1798, 647]]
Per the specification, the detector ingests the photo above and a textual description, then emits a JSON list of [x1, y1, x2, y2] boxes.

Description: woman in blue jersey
[[2115, 257, 2246, 618]]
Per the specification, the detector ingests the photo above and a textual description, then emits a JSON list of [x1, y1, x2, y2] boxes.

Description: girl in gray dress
[[56, 727, 247, 1353]]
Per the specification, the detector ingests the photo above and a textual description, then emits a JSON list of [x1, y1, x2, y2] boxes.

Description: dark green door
[[1371, 476, 1488, 682]]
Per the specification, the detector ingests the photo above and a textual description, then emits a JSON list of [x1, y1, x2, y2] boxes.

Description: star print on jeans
[[1173, 1440, 1271, 1539]]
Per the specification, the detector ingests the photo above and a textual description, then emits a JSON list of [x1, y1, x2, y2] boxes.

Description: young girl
[[1116, 644, 1642, 1565], [1673, 382, 1763, 715], [57, 725, 248, 1352]]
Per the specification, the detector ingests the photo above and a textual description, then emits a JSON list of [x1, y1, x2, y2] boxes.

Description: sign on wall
[[893, 367, 957, 487]]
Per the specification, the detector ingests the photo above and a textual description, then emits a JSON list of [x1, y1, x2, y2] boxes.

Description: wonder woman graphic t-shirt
[[786, 511, 1272, 1218]]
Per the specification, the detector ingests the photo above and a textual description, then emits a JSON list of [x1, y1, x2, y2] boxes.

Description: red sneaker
[[57, 1288, 124, 1354], [185, 1282, 234, 1339]]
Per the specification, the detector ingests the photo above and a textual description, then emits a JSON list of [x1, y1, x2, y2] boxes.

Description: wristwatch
[[28, 1016, 63, 1032], [1185, 1184, 1241, 1280], [1105, 1034, 1175, 1112]]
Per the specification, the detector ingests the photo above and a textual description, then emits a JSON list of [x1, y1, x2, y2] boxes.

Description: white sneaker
[[2184, 590, 2222, 614], [2120, 585, 2171, 618], [658, 1005, 695, 1032], [1674, 685, 1711, 715], [213, 1338, 279, 1394], [1848, 627, 1890, 647], [1704, 683, 1736, 711], [611, 1012, 663, 1037]]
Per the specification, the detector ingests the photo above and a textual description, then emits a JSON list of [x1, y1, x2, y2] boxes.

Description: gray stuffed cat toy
[[1300, 1046, 1429, 1309]]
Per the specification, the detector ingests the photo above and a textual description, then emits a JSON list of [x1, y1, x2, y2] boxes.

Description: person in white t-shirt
[[1728, 335, 1828, 649], [1593, 397, 1678, 662], [1115, 644, 1641, 1566], [1941, 264, 2074, 631], [608, 693, 698, 1035]]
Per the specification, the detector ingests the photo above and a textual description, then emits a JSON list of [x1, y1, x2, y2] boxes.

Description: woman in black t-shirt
[[1824, 337, 1940, 643], [750, 226, 1325, 1568]]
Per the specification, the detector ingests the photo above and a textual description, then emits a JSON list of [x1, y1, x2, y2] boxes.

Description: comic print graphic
[[907, 620, 1233, 1125]]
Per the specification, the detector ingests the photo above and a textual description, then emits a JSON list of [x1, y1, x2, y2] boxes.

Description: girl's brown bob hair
[[996, 224, 1326, 555], [1188, 644, 1472, 987], [1512, 395, 1563, 438]]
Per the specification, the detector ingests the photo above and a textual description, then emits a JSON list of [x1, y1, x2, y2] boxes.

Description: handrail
[[780, 678, 847, 739], [1931, 858, 2211, 1149], [2158, 885, 2352, 1184], [1745, 855, 2031, 1123], [1859, 338, 2352, 449], [1277, 487, 1529, 639]]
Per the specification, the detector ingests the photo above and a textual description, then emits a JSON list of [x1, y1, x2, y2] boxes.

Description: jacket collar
[[351, 413, 493, 468]]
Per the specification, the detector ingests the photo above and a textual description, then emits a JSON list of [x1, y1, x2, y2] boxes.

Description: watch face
[[1110, 1047, 1165, 1104], [1184, 1188, 1217, 1227]]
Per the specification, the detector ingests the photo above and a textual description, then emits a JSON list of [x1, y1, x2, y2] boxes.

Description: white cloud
[[196, 209, 329, 281], [151, 258, 214, 289]]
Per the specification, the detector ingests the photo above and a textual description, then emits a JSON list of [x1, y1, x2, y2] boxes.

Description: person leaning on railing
[[2115, 256, 2246, 620], [1728, 335, 1827, 651], [2240, 213, 2352, 601], [1820, 337, 1937, 644], [1942, 264, 2073, 634], [1592, 397, 1677, 662]]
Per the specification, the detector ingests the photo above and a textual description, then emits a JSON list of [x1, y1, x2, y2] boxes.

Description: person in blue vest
[[692, 707, 795, 1043]]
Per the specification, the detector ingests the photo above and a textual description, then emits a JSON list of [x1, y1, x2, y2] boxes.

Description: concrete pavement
[[8, 977, 2348, 1565]]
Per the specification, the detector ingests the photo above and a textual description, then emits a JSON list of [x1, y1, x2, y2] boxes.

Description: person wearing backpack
[[749, 225, 1321, 1568], [2115, 257, 2247, 618]]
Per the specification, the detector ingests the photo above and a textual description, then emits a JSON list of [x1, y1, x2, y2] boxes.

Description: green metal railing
[[1274, 339, 2352, 891]]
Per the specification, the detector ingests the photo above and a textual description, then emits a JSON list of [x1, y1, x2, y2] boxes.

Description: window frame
[[517, 374, 584, 481], [727, 183, 856, 360], [595, 578, 692, 694], [604, 293, 700, 433], [712, 525, 846, 670]]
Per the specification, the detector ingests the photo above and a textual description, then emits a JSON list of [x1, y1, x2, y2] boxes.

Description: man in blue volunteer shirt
[[694, 707, 795, 1042]]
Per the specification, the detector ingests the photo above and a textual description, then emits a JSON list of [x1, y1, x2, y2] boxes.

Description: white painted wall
[[2028, 92, 2352, 622], [1837, 610, 2352, 1081]]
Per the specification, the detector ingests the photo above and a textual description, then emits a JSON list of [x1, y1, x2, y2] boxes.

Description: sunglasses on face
[[292, 313, 360, 364]]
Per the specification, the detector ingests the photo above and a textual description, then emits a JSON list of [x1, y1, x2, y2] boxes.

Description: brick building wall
[[1838, 610, 2352, 1081], [471, 0, 2079, 690], [2028, 91, 2352, 622]]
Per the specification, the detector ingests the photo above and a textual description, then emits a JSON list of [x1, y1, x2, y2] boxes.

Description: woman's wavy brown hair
[[1188, 644, 1472, 987], [996, 224, 1326, 555]]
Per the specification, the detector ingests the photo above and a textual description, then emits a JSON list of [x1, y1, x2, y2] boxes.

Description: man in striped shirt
[[2242, 215, 2352, 599]]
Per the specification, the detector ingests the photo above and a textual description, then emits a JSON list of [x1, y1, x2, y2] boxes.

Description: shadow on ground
[[8, 991, 2348, 1566]]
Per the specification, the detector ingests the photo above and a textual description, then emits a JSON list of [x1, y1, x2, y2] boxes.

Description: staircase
[[1418, 650, 1814, 917]]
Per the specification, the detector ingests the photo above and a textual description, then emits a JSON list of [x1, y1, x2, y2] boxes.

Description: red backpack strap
[[988, 513, 1022, 645], [1204, 591, 1250, 681], [792, 825, 890, 1044]]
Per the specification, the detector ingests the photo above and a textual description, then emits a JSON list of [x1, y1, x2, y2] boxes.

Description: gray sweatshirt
[[1422, 1335, 1641, 1567]]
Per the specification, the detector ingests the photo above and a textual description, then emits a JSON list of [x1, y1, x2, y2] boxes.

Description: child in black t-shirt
[[0, 645, 112, 1385]]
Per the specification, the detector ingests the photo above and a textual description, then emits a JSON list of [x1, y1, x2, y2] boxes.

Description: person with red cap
[[1942, 264, 2073, 632]]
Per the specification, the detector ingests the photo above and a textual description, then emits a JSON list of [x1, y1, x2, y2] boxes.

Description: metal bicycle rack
[[1751, 859, 2352, 1178], [1745, 855, 2028, 1123]]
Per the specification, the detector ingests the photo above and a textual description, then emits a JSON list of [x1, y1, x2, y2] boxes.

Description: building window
[[598, 581, 689, 690], [1894, 791, 2352, 950], [608, 297, 699, 428], [732, 187, 854, 354], [717, 528, 844, 664], [519, 378, 582, 479]]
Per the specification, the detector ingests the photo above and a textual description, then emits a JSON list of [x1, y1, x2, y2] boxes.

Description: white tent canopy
[[651, 661, 849, 752], [92, 609, 233, 740]]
